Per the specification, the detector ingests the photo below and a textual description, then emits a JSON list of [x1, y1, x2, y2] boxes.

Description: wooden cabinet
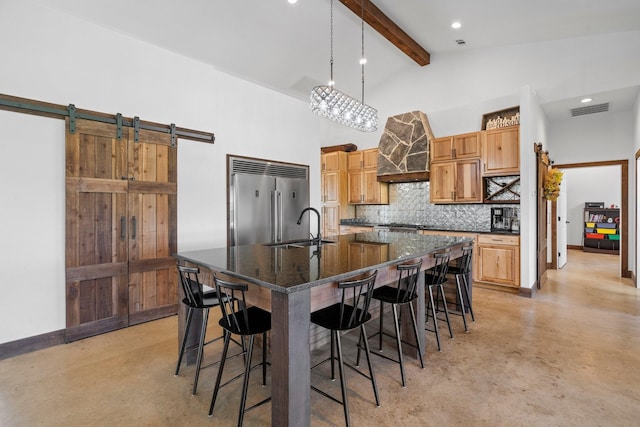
[[430, 159, 481, 204], [321, 152, 353, 237], [583, 207, 620, 254], [430, 132, 481, 162], [477, 234, 520, 288], [483, 126, 519, 176], [348, 242, 389, 271], [347, 148, 388, 205]]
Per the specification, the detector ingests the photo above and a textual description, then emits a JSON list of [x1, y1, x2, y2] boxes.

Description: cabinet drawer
[[478, 234, 519, 246]]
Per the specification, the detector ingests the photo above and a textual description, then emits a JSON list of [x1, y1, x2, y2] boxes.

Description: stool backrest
[[213, 275, 249, 333], [396, 260, 423, 303], [428, 250, 451, 286], [457, 243, 473, 275], [178, 265, 205, 308], [337, 270, 378, 329]]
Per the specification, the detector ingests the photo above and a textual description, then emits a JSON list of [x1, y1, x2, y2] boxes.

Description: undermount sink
[[265, 239, 336, 249]]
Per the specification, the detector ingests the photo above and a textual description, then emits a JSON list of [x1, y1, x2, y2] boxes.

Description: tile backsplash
[[354, 181, 519, 232]]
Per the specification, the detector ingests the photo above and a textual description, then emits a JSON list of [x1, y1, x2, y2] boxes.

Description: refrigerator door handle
[[277, 190, 283, 242], [271, 190, 277, 243]]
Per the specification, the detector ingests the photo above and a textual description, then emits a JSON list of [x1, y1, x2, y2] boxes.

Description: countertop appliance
[[491, 207, 519, 232], [229, 156, 310, 246]]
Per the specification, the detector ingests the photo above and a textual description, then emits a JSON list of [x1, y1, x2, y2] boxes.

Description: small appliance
[[491, 207, 518, 232]]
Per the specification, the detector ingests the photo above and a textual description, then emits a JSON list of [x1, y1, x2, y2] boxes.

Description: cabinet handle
[[452, 148, 457, 158], [451, 191, 454, 200]]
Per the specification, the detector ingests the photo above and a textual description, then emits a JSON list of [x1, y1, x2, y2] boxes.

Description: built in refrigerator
[[228, 156, 310, 246]]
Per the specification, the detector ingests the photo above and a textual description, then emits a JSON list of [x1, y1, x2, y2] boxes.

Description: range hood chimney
[[377, 111, 434, 183]]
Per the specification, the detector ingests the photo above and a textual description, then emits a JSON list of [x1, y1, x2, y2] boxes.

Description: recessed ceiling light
[[451, 21, 461, 29], [581, 98, 593, 103], [288, 0, 297, 4]]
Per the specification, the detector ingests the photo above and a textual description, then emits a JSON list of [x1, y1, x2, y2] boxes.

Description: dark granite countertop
[[175, 232, 472, 294], [339, 219, 520, 236]]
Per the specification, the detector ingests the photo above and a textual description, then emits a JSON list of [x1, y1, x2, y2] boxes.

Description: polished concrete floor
[[1, 250, 639, 426]]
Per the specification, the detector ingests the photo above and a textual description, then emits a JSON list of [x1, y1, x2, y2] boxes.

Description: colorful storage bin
[[596, 222, 616, 229], [586, 233, 604, 239], [584, 227, 594, 233], [608, 234, 620, 240], [586, 222, 595, 228], [597, 228, 616, 234]]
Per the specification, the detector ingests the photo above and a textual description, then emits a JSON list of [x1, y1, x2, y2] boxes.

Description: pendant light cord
[[361, 0, 366, 103], [330, 0, 334, 86]]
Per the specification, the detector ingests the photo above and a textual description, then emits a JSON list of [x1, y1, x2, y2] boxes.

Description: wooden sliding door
[[65, 119, 177, 341]]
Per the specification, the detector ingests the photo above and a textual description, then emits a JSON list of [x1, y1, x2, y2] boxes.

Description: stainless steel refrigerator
[[229, 156, 310, 246]]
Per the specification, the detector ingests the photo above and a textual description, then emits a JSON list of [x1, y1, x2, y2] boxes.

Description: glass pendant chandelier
[[310, 0, 378, 132]]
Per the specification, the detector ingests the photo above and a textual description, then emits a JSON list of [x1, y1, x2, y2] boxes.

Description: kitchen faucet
[[296, 207, 322, 246]]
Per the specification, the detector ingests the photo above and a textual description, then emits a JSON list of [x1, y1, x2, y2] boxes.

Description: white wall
[[0, 0, 326, 343], [562, 167, 621, 246]]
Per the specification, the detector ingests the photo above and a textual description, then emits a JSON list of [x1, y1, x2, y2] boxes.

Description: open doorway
[[551, 160, 629, 278]]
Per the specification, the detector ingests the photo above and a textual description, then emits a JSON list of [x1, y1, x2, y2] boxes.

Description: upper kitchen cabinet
[[483, 126, 520, 176], [321, 151, 353, 237], [347, 148, 389, 205], [430, 159, 482, 204], [430, 132, 481, 162]]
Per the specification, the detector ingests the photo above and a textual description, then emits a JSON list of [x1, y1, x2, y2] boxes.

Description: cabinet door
[[363, 148, 379, 169], [453, 132, 481, 159], [455, 159, 482, 202], [348, 170, 363, 203], [322, 152, 341, 172], [430, 161, 456, 203], [348, 151, 363, 171], [478, 244, 519, 287], [323, 170, 340, 204], [363, 169, 384, 204], [484, 126, 519, 175], [322, 205, 340, 237], [430, 137, 453, 162]]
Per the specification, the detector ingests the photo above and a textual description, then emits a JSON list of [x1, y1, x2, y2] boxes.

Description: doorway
[[552, 160, 629, 278]]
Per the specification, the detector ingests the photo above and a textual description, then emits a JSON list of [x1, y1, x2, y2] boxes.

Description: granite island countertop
[[174, 231, 472, 294]]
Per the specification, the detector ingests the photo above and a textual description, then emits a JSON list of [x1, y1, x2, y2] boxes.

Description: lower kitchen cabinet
[[420, 230, 478, 282], [477, 234, 520, 288]]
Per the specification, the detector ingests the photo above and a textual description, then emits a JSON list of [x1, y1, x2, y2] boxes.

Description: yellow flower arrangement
[[543, 168, 564, 201]]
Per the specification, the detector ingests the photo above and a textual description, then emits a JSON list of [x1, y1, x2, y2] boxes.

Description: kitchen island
[[175, 231, 472, 426]]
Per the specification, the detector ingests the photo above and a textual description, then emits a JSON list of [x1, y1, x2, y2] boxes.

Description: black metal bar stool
[[424, 250, 453, 351], [209, 275, 271, 427], [310, 270, 380, 427], [358, 260, 424, 387], [446, 242, 475, 332], [175, 265, 225, 395]]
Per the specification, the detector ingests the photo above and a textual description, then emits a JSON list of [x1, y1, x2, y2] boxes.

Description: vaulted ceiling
[[33, 0, 640, 120]]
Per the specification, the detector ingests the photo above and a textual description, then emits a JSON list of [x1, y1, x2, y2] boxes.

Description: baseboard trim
[[519, 286, 537, 298], [0, 329, 65, 360], [567, 245, 582, 250]]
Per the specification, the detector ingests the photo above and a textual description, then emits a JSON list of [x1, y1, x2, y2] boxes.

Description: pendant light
[[310, 0, 378, 132]]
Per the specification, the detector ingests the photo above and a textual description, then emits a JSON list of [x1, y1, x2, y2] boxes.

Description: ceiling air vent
[[570, 102, 609, 117]]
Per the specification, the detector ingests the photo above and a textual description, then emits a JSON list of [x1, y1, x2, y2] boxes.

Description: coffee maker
[[491, 207, 516, 232]]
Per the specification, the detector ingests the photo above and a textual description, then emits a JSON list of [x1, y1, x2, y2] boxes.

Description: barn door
[[535, 144, 549, 289], [65, 120, 129, 342], [127, 128, 178, 325], [66, 119, 178, 341]]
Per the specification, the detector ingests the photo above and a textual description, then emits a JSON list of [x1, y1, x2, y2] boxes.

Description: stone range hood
[[377, 111, 434, 183]]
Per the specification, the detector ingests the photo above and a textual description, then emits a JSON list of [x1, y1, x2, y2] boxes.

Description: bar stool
[[175, 265, 225, 395], [209, 275, 271, 427], [310, 271, 380, 427], [424, 250, 453, 351], [358, 260, 424, 387], [446, 242, 475, 332]]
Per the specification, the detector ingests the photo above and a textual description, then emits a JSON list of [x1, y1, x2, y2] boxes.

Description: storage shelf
[[583, 207, 620, 255]]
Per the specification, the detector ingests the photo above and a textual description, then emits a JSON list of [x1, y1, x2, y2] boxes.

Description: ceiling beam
[[339, 0, 430, 66]]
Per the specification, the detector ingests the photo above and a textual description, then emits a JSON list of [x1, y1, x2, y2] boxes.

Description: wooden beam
[[339, 0, 430, 66]]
